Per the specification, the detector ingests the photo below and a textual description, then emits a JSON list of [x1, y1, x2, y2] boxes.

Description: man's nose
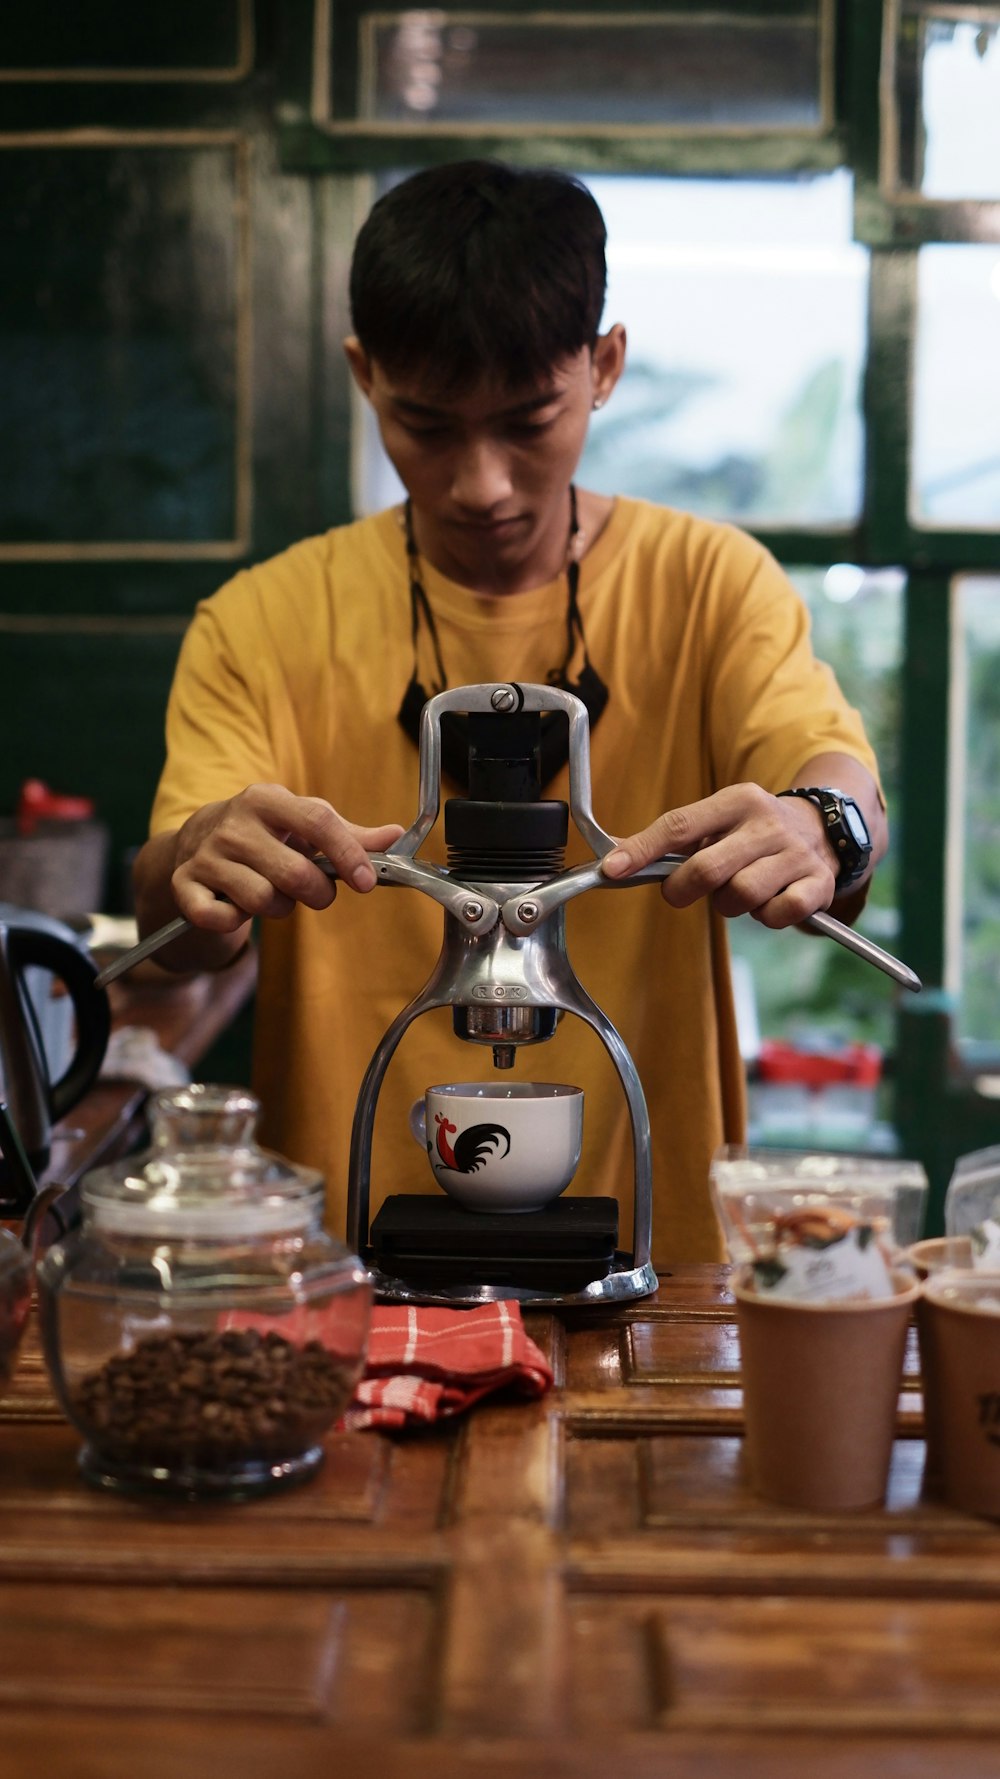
[[450, 439, 513, 511]]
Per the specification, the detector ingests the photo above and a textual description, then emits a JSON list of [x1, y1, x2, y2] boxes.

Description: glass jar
[[36, 1084, 372, 1500]]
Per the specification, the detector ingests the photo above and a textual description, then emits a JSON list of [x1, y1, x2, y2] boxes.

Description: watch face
[[843, 800, 871, 848]]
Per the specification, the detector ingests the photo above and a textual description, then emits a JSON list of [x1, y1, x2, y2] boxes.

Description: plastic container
[[36, 1084, 372, 1500], [944, 1147, 1000, 1266], [0, 782, 108, 921], [710, 1147, 927, 1302]]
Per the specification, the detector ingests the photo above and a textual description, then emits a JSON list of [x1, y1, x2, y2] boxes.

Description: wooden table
[[2, 1261, 1000, 1778]]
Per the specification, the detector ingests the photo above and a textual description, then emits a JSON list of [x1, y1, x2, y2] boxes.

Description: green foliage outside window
[[729, 570, 903, 1054]]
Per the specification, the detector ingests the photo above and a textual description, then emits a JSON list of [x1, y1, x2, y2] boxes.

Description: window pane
[[363, 12, 824, 129], [909, 13, 1000, 198], [913, 246, 1000, 528], [578, 173, 868, 527], [957, 577, 1000, 1048], [729, 565, 904, 1065]]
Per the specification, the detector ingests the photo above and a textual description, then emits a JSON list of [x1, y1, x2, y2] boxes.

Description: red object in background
[[16, 780, 95, 837], [757, 1038, 882, 1090]]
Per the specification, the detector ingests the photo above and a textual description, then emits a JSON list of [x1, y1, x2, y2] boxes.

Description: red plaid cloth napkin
[[341, 1300, 554, 1431]]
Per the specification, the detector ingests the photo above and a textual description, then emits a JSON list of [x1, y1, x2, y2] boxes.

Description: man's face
[[345, 329, 624, 593]]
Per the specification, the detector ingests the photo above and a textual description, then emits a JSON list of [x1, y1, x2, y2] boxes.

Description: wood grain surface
[[2, 1262, 1000, 1777]]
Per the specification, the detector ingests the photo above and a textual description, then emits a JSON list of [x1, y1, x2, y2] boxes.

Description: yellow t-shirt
[[151, 497, 878, 1263]]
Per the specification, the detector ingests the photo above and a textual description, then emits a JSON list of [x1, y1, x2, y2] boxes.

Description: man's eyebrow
[[498, 388, 563, 416], [390, 387, 564, 419], [390, 396, 452, 418]]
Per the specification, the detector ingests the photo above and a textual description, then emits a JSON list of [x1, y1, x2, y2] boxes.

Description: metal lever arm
[[500, 855, 688, 931], [365, 854, 499, 931], [97, 849, 921, 996], [501, 857, 922, 993], [94, 853, 500, 988], [803, 908, 921, 991]]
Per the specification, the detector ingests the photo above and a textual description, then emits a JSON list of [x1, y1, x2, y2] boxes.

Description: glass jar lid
[[81, 1084, 326, 1239]]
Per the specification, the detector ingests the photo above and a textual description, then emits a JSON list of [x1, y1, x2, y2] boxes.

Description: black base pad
[[369, 1194, 620, 1292]]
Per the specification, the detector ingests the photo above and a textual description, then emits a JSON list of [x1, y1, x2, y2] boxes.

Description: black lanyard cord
[[403, 498, 448, 695]]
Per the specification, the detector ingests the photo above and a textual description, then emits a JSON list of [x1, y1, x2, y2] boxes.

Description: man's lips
[[452, 513, 527, 532]]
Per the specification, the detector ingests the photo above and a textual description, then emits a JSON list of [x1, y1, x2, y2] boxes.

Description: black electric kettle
[[0, 905, 110, 1209]]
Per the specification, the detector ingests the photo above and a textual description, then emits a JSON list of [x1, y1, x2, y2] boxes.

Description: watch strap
[[777, 786, 873, 890]]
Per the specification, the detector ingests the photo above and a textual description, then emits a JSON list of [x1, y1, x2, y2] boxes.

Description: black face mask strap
[[403, 498, 447, 696], [398, 500, 473, 784], [542, 484, 610, 773], [549, 484, 583, 687]]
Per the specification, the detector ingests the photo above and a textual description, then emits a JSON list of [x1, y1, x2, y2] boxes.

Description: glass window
[[728, 565, 904, 1053], [353, 170, 870, 530], [912, 246, 1000, 528], [360, 10, 826, 130], [578, 172, 868, 527], [956, 577, 1000, 1049], [895, 8, 1000, 198]]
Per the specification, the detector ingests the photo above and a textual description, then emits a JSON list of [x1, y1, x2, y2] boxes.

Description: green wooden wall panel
[[0, 3, 249, 75], [0, 561, 236, 622], [0, 141, 244, 550]]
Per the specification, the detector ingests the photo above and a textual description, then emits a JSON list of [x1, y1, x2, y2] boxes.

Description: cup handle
[[408, 1099, 427, 1149]]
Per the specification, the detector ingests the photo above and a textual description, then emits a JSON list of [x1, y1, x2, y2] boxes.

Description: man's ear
[[343, 336, 374, 398], [591, 323, 626, 407]]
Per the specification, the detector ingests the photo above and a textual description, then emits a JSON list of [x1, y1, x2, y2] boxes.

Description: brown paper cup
[[904, 1240, 972, 1496], [920, 1272, 1000, 1519], [915, 1291, 945, 1496], [733, 1270, 918, 1511], [904, 1235, 974, 1279]]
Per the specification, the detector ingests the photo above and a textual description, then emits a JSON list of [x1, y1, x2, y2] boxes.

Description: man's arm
[[133, 784, 404, 973], [600, 751, 886, 930]]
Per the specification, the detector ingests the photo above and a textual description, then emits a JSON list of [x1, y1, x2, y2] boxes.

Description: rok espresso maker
[[344, 682, 921, 1309], [97, 679, 921, 1310]]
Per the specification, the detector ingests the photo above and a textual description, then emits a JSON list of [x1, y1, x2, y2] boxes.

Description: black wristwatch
[[778, 786, 873, 890]]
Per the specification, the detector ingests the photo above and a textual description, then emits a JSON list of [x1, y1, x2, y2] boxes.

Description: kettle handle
[[22, 1181, 76, 1261], [10, 928, 111, 1120]]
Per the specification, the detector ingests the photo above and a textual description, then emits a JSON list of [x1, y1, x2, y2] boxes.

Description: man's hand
[[600, 782, 853, 929], [169, 784, 405, 932], [133, 784, 405, 972]]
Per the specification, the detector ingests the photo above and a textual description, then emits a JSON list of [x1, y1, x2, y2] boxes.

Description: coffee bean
[[71, 1328, 359, 1471]]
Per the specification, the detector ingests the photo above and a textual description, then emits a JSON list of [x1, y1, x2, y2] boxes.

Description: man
[[135, 161, 885, 1262]]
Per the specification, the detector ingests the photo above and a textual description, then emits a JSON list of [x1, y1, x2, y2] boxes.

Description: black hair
[[349, 160, 607, 392]]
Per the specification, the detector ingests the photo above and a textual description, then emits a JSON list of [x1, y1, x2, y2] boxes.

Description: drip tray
[[369, 1194, 619, 1292]]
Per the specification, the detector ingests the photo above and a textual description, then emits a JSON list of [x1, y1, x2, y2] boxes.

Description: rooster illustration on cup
[[433, 1112, 511, 1175]]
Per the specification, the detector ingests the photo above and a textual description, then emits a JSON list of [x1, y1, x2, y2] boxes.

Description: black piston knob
[[444, 797, 568, 881]]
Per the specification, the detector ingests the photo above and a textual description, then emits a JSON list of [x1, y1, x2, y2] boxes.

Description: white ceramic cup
[[408, 1082, 584, 1213]]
